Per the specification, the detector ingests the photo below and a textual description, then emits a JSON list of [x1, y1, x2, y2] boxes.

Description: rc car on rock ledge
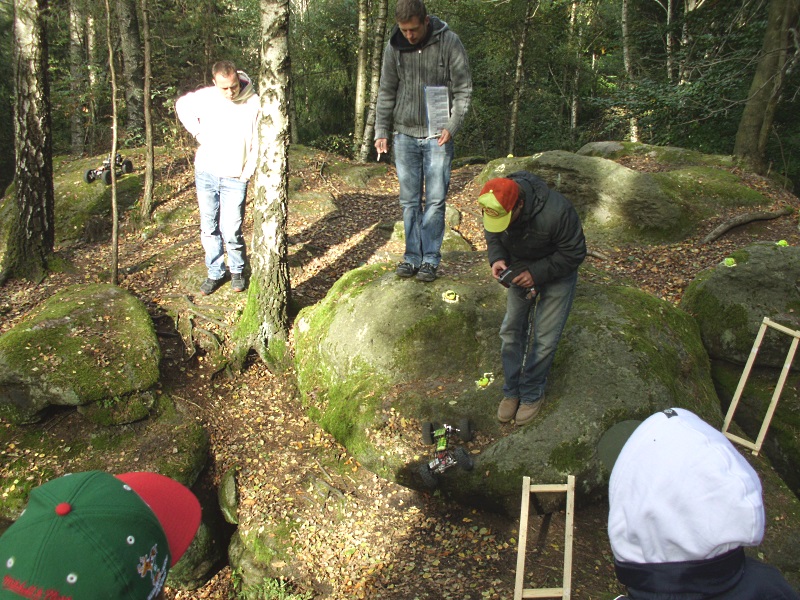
[[418, 418, 474, 488], [84, 153, 134, 185]]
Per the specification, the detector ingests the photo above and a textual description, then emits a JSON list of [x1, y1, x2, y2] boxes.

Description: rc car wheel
[[421, 421, 435, 445], [122, 159, 133, 174], [418, 463, 438, 488], [455, 447, 474, 471], [457, 418, 473, 442], [102, 169, 113, 185], [83, 169, 96, 184]]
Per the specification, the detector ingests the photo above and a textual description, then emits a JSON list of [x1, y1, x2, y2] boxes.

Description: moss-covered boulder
[[478, 149, 772, 245], [0, 283, 160, 423], [294, 254, 722, 513], [681, 242, 800, 368]]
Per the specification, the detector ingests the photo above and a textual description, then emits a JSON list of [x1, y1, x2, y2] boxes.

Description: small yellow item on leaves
[[723, 257, 736, 267], [776, 239, 789, 247], [442, 290, 459, 303]]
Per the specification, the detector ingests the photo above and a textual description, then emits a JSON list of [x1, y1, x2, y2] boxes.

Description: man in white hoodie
[[607, 408, 799, 599], [176, 60, 260, 295]]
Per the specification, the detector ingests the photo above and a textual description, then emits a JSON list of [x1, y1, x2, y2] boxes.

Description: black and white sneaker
[[416, 262, 438, 282], [396, 262, 418, 278]]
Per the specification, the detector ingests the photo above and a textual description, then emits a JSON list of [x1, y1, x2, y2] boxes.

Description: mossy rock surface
[[0, 283, 160, 423], [294, 255, 721, 512], [681, 242, 800, 367], [477, 149, 773, 245]]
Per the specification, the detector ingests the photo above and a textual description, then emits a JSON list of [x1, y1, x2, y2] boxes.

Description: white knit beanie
[[608, 408, 765, 564]]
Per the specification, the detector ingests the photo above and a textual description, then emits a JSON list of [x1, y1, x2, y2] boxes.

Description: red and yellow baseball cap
[[478, 178, 520, 233], [0, 471, 201, 599]]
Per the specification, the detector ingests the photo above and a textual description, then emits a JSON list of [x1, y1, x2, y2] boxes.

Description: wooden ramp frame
[[514, 475, 575, 600], [721, 317, 800, 456]]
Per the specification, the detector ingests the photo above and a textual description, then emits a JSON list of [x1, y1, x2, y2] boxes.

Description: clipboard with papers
[[424, 86, 450, 138]]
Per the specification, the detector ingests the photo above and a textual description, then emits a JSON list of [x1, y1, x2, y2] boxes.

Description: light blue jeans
[[195, 171, 247, 279], [500, 271, 578, 404], [393, 133, 454, 267]]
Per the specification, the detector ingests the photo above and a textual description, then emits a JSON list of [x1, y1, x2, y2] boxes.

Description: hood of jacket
[[232, 71, 256, 104], [389, 15, 448, 51]]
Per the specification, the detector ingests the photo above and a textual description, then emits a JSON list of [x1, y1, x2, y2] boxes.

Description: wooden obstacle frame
[[721, 317, 800, 456], [514, 475, 575, 600]]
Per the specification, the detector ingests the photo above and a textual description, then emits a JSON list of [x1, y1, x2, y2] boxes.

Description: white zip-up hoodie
[[175, 71, 260, 181]]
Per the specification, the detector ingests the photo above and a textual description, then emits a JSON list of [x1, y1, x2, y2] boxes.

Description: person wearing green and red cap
[[0, 470, 201, 599], [479, 171, 586, 425]]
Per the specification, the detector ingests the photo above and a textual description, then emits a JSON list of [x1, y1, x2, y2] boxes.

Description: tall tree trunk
[[357, 0, 388, 162], [105, 0, 120, 284], [140, 0, 154, 218], [7, 0, 54, 284], [233, 0, 291, 369], [68, 0, 86, 155], [508, 0, 537, 156], [353, 0, 369, 152], [622, 0, 639, 141], [116, 0, 144, 136], [87, 14, 100, 153], [734, 0, 800, 172]]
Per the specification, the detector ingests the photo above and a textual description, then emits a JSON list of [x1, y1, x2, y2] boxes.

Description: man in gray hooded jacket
[[374, 0, 472, 283]]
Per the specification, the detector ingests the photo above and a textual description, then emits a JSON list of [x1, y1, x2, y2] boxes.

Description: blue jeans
[[500, 271, 578, 404], [195, 171, 247, 279], [393, 133, 454, 267]]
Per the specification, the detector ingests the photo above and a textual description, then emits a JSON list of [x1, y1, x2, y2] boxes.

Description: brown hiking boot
[[497, 397, 520, 423], [515, 399, 543, 426]]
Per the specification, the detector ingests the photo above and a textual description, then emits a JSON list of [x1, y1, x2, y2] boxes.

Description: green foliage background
[[1, 0, 799, 189]]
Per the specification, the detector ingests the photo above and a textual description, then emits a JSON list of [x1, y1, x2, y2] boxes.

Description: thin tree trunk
[[508, 0, 536, 156], [622, 0, 639, 141], [68, 0, 86, 155], [87, 14, 99, 153], [116, 0, 144, 135], [353, 0, 369, 153], [140, 0, 155, 218], [105, 0, 120, 284], [233, 0, 291, 368], [357, 0, 388, 162], [7, 0, 54, 284], [734, 0, 800, 172]]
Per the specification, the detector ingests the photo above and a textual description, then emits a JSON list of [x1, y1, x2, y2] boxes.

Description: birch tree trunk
[[622, 0, 639, 141], [734, 0, 800, 173], [357, 0, 388, 163], [353, 0, 369, 152], [104, 0, 120, 285], [140, 0, 155, 218], [508, 0, 536, 156], [6, 0, 54, 284], [68, 0, 86, 155], [232, 0, 291, 369]]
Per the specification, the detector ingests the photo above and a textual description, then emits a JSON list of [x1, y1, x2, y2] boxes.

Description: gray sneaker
[[200, 277, 224, 296], [231, 272, 246, 292], [396, 262, 418, 278], [416, 262, 438, 282]]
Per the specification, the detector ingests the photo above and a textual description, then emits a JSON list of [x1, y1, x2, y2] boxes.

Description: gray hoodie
[[374, 16, 472, 140]]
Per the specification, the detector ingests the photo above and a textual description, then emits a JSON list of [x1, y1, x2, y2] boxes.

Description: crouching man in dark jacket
[[479, 171, 586, 426]]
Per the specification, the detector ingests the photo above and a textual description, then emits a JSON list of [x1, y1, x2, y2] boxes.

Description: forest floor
[[1, 148, 799, 600]]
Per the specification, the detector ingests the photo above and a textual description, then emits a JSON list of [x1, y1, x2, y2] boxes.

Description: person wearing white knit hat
[[607, 408, 799, 599]]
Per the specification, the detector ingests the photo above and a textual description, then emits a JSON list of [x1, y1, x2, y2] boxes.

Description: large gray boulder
[[294, 254, 721, 513], [0, 283, 160, 423], [478, 150, 773, 245], [681, 242, 800, 368]]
